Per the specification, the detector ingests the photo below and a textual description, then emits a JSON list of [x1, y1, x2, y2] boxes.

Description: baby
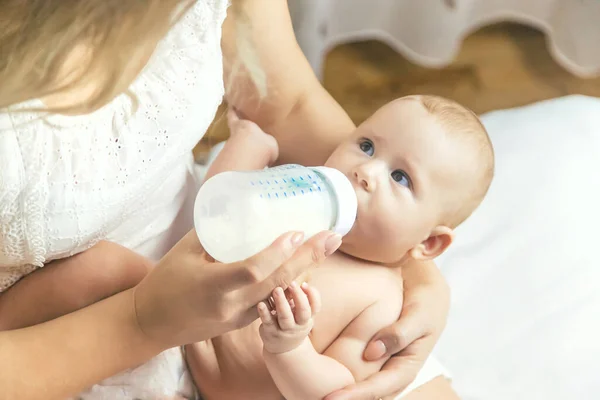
[[185, 94, 494, 400]]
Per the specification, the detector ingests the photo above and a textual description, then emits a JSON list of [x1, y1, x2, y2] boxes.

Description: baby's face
[[325, 98, 469, 264]]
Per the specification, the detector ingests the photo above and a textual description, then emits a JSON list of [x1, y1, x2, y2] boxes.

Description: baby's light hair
[[412, 95, 495, 228]]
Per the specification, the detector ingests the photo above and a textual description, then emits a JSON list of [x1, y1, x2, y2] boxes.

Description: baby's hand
[[258, 281, 321, 354], [227, 108, 279, 165]]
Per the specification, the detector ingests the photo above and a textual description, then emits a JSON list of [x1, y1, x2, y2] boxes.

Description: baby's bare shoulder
[[312, 257, 405, 378], [309, 255, 404, 353], [342, 254, 402, 292], [358, 262, 404, 315]]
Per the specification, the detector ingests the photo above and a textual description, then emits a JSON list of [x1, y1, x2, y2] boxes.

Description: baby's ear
[[409, 226, 454, 261]]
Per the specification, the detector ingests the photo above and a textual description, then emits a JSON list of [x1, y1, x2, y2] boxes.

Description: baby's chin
[[339, 229, 408, 266], [337, 236, 386, 264]]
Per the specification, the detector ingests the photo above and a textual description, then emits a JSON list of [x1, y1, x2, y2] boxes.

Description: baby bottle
[[193, 164, 357, 263]]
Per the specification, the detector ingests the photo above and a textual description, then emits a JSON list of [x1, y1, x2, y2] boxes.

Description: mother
[[0, 1, 452, 399]]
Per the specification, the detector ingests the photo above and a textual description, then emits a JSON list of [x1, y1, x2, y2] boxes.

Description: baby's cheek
[[374, 215, 403, 238]]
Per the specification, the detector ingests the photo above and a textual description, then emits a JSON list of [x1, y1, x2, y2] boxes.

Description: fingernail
[[364, 340, 387, 360], [301, 282, 308, 289], [290, 281, 298, 288], [290, 232, 305, 247], [324, 234, 342, 256]]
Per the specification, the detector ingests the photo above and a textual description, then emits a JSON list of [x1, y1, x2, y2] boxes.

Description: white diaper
[[396, 356, 451, 399]]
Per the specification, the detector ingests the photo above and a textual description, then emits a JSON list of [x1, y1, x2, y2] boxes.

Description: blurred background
[[195, 0, 600, 158]]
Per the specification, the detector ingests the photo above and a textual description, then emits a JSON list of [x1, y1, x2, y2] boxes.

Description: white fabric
[[397, 356, 450, 398], [288, 0, 600, 79], [434, 94, 600, 400], [0, 0, 228, 398]]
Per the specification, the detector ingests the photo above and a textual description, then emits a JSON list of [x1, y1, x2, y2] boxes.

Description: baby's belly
[[192, 323, 281, 400]]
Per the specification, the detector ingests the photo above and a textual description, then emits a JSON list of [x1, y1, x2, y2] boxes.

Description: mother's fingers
[[239, 231, 341, 308], [215, 231, 305, 292]]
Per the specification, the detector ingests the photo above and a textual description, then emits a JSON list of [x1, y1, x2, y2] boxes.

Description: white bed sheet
[[434, 94, 600, 400]]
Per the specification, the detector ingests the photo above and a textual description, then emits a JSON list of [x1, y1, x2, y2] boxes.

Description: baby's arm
[[260, 279, 403, 400], [321, 283, 403, 380], [259, 283, 354, 400], [203, 109, 279, 181], [0, 241, 150, 331]]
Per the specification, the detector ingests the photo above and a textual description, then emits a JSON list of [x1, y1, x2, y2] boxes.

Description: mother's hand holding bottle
[[134, 229, 342, 349]]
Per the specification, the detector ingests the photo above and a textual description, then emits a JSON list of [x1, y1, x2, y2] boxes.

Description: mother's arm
[[222, 0, 355, 166], [0, 290, 160, 400]]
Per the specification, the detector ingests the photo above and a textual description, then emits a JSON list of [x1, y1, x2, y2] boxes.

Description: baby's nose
[[354, 170, 375, 192]]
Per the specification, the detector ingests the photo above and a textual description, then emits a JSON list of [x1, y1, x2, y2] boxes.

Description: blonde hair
[[0, 0, 264, 114], [416, 95, 495, 228]]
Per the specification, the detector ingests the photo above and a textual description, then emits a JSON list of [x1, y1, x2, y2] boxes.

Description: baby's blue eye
[[391, 170, 411, 188], [359, 139, 374, 156]]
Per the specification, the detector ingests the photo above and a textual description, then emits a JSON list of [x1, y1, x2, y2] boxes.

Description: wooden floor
[[195, 22, 600, 158]]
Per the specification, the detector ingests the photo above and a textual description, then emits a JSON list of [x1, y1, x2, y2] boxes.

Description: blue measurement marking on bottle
[[294, 180, 313, 190]]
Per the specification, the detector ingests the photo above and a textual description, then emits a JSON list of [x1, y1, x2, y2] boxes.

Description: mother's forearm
[[0, 289, 163, 400], [266, 85, 356, 166], [221, 0, 355, 167]]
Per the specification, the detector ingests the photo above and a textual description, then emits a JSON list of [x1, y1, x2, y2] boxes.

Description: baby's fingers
[[274, 287, 295, 330], [258, 302, 275, 326], [288, 281, 311, 325], [302, 282, 322, 316]]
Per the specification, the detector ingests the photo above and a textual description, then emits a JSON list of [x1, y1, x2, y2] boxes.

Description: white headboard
[[289, 0, 600, 80]]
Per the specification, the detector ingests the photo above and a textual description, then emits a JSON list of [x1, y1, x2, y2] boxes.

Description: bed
[[434, 94, 600, 400]]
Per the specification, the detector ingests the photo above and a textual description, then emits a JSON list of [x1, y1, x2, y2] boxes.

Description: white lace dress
[[0, 0, 228, 398]]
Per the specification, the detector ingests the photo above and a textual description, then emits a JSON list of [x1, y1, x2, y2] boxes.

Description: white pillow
[[435, 95, 600, 400]]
